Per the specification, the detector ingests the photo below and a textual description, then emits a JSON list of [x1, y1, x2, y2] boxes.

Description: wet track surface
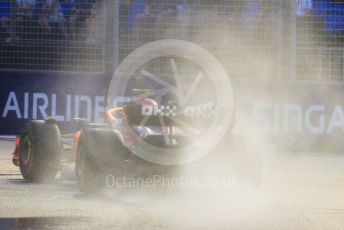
[[2, 139, 344, 229]]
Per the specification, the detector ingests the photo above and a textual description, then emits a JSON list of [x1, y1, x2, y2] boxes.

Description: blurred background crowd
[[0, 0, 343, 44], [0, 0, 343, 80], [0, 0, 97, 42]]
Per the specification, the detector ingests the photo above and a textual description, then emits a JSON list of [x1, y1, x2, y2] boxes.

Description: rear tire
[[76, 141, 105, 193], [75, 126, 129, 193], [18, 120, 61, 182]]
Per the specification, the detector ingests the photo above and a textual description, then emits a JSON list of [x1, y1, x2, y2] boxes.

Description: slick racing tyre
[[18, 120, 61, 182], [75, 126, 129, 193], [75, 141, 104, 193], [75, 127, 111, 193]]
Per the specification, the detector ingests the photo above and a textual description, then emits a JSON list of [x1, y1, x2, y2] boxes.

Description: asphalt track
[[1, 139, 344, 230]]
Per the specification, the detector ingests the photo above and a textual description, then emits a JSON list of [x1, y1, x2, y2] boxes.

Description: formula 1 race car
[[11, 94, 261, 193]]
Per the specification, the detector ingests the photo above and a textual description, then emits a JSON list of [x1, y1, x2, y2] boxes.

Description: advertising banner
[[1, 71, 343, 152], [0, 70, 108, 135]]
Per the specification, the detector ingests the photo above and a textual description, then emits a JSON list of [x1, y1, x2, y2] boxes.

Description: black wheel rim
[[20, 135, 31, 166]]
